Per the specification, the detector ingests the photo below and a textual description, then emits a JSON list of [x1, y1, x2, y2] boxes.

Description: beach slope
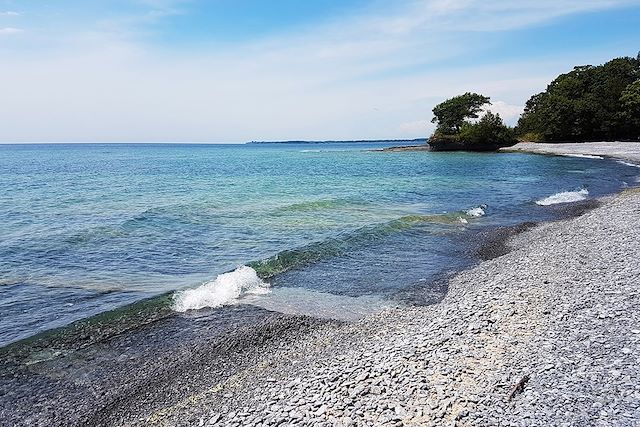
[[503, 141, 640, 163], [146, 183, 640, 425]]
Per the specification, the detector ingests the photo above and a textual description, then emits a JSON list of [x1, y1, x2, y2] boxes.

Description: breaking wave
[[617, 160, 640, 168], [172, 205, 493, 312], [172, 266, 270, 312], [561, 154, 604, 159], [465, 205, 486, 217], [536, 189, 589, 206]]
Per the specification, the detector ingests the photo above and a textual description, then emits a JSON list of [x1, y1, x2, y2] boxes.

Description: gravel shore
[[141, 196, 640, 425], [503, 141, 640, 163]]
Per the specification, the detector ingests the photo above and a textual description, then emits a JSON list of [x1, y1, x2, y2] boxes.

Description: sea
[[1, 142, 639, 348]]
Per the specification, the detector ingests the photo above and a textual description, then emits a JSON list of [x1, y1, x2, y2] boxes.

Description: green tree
[[431, 92, 490, 134], [620, 79, 640, 138], [428, 93, 517, 151], [458, 111, 516, 146], [516, 55, 640, 141]]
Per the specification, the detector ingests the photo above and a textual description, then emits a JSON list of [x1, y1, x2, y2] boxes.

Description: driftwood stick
[[507, 375, 530, 401]]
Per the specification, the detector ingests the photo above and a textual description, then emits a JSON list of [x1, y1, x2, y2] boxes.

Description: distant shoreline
[[246, 138, 427, 144], [0, 140, 429, 145]]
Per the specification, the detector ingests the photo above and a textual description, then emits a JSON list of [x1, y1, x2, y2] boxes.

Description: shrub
[[458, 111, 517, 147], [517, 132, 544, 142]]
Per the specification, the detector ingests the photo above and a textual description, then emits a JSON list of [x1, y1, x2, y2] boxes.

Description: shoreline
[[142, 144, 640, 426], [137, 188, 640, 427], [376, 141, 640, 163], [501, 141, 640, 164], [0, 199, 608, 427], [375, 144, 431, 152]]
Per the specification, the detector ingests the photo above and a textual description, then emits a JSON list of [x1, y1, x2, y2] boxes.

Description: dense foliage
[[429, 93, 517, 150], [516, 55, 640, 142], [431, 92, 490, 134], [620, 78, 640, 133], [458, 111, 517, 146]]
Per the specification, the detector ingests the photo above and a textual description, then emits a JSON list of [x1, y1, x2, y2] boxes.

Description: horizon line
[[0, 138, 428, 145]]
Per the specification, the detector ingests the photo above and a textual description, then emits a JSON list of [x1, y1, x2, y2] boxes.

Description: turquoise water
[[1, 143, 638, 346]]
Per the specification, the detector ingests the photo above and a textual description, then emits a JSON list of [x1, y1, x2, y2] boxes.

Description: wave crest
[[465, 205, 486, 217], [172, 266, 270, 312], [536, 189, 589, 206], [173, 204, 493, 312], [249, 212, 477, 279], [617, 160, 640, 168], [561, 154, 603, 159]]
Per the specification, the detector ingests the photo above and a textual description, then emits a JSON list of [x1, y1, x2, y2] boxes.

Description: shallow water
[[1, 142, 638, 346]]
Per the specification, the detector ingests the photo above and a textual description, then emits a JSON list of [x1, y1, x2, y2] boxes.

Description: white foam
[[172, 266, 270, 312], [536, 189, 589, 206], [458, 217, 468, 224], [617, 160, 640, 168], [561, 153, 604, 159], [465, 205, 486, 217]]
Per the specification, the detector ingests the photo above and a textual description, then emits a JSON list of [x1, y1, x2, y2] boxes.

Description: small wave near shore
[[617, 160, 640, 168], [561, 153, 604, 159], [172, 205, 488, 313], [536, 189, 589, 206], [172, 266, 270, 312], [465, 205, 486, 217]]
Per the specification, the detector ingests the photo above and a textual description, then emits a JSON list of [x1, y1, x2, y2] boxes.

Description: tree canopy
[[620, 78, 640, 133], [458, 111, 516, 146], [431, 92, 490, 134], [516, 55, 640, 142], [428, 93, 517, 151]]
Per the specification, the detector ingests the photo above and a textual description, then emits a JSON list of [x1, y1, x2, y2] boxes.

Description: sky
[[0, 0, 639, 142]]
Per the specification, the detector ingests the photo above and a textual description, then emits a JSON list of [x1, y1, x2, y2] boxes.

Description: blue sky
[[0, 0, 639, 142]]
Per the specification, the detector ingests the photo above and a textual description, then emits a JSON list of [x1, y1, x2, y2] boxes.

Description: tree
[[516, 56, 640, 142], [431, 92, 490, 134], [620, 79, 640, 139], [458, 111, 516, 147], [428, 93, 517, 151]]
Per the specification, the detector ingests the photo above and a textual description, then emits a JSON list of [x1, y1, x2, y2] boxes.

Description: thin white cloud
[[372, 0, 640, 34], [0, 11, 20, 16], [0, 27, 22, 35], [0, 0, 637, 141], [97, 1, 186, 32], [486, 101, 525, 123]]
